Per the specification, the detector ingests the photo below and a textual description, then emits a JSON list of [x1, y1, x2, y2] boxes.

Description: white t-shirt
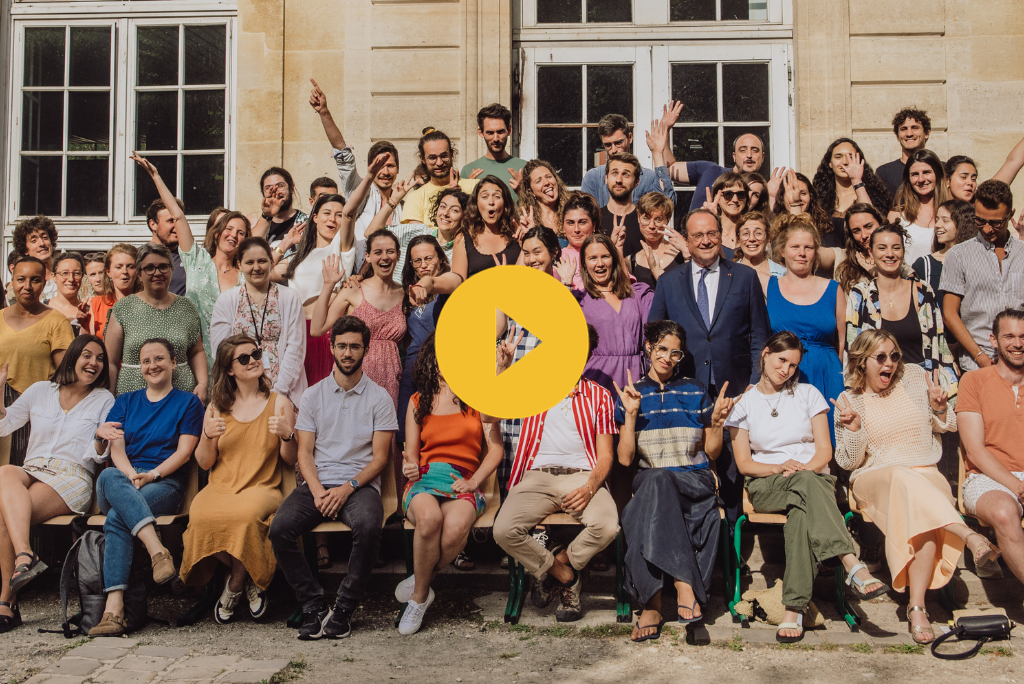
[[900, 219, 934, 268], [725, 383, 830, 469], [530, 397, 590, 471]]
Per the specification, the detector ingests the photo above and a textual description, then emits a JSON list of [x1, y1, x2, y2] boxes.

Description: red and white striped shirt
[[508, 378, 618, 487]]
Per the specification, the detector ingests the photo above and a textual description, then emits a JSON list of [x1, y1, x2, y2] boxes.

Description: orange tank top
[[412, 393, 484, 475]]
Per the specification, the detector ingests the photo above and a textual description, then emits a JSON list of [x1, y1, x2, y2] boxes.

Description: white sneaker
[[975, 554, 1004, 580], [214, 582, 242, 624], [531, 528, 549, 549], [244, 577, 269, 618], [398, 588, 435, 635], [395, 575, 416, 604]]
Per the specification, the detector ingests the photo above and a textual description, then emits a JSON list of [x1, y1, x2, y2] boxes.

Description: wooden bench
[[86, 461, 201, 529]]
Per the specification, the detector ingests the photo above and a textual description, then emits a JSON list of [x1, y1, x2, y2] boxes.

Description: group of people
[[0, 88, 1023, 648]]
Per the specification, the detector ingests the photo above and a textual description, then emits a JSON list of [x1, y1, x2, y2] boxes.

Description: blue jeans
[[96, 467, 184, 592]]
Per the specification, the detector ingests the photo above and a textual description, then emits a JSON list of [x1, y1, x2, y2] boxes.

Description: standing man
[[648, 209, 769, 519], [580, 113, 675, 207], [599, 153, 642, 258], [941, 179, 1024, 371], [269, 316, 398, 640], [670, 134, 766, 212], [402, 129, 478, 228], [461, 103, 526, 201], [874, 108, 931, 197], [145, 198, 187, 296]]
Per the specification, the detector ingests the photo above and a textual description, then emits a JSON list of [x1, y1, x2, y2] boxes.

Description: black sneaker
[[555, 569, 582, 623], [323, 609, 352, 639], [297, 604, 333, 640], [531, 544, 564, 609]]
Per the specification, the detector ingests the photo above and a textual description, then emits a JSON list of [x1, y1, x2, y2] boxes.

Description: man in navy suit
[[649, 208, 770, 519]]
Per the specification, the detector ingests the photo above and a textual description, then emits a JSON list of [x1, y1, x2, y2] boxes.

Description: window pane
[[66, 157, 108, 216], [24, 27, 65, 87], [725, 126, 770, 174], [22, 92, 64, 152], [537, 0, 581, 23], [587, 65, 632, 124], [670, 0, 716, 21], [671, 63, 717, 122], [537, 66, 581, 124], [134, 155, 177, 216], [671, 126, 720, 165], [183, 154, 224, 215], [183, 90, 225, 150], [20, 156, 62, 216], [69, 27, 110, 87], [723, 63, 769, 121], [538, 128, 582, 187], [137, 26, 179, 86], [184, 25, 226, 85], [136, 91, 178, 151], [723, 0, 769, 20], [68, 92, 110, 152], [587, 0, 632, 22]]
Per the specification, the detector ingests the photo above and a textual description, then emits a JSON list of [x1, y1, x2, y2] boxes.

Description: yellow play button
[[435, 265, 588, 419]]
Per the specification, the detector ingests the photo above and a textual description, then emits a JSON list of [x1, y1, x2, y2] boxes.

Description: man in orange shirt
[[957, 308, 1024, 583]]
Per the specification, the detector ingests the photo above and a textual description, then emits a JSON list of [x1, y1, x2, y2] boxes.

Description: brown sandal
[[150, 550, 177, 585], [89, 612, 126, 637]]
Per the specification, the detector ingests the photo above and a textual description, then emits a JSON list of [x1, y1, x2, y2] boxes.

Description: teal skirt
[[402, 462, 486, 517]]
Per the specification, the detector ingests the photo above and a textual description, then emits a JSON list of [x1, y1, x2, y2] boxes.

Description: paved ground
[[2, 527, 1022, 683]]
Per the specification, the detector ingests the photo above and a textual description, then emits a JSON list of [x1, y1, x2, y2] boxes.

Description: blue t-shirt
[[107, 387, 204, 474], [685, 161, 730, 211], [614, 376, 712, 470]]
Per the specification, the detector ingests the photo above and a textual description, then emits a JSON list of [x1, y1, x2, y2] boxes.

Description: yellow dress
[[180, 394, 284, 589]]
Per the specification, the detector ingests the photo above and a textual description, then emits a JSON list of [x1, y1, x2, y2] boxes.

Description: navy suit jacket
[[649, 258, 770, 398]]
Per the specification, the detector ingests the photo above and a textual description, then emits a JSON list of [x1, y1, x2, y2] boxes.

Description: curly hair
[[413, 333, 467, 425], [462, 176, 518, 243], [732, 211, 772, 262], [211, 334, 271, 413], [558, 191, 601, 234], [517, 160, 572, 233], [892, 108, 931, 136], [891, 149, 950, 225], [812, 138, 891, 217], [938, 198, 977, 249], [774, 171, 833, 237], [845, 329, 904, 394], [429, 187, 470, 227], [13, 216, 58, 257]]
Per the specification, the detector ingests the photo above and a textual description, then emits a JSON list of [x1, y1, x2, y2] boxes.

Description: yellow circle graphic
[[435, 265, 589, 419]]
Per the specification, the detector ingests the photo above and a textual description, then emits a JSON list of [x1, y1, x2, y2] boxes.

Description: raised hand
[[368, 151, 391, 179], [844, 152, 865, 184], [261, 193, 285, 219], [268, 404, 292, 439], [641, 243, 665, 280], [467, 168, 484, 180], [664, 227, 688, 257], [645, 118, 668, 155], [497, 324, 525, 375], [402, 452, 421, 483], [448, 166, 462, 190], [205, 406, 227, 440], [925, 369, 948, 414], [554, 254, 578, 285], [610, 213, 627, 256], [1010, 208, 1024, 238], [450, 471, 479, 493], [702, 188, 723, 214], [710, 381, 738, 428], [661, 100, 684, 129], [321, 255, 345, 288], [767, 166, 788, 201], [782, 170, 802, 213], [612, 369, 642, 416], [309, 78, 328, 114], [508, 167, 523, 192], [830, 395, 862, 432], [391, 175, 424, 205], [129, 151, 159, 179]]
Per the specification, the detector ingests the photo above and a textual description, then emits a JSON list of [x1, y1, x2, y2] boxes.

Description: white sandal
[[776, 612, 804, 643]]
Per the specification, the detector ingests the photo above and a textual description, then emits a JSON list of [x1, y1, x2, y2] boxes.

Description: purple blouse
[[575, 282, 655, 393]]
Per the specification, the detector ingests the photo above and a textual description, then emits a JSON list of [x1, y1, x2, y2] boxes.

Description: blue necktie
[[697, 267, 711, 329]]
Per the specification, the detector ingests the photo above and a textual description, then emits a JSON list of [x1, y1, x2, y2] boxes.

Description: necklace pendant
[[771, 409, 778, 418]]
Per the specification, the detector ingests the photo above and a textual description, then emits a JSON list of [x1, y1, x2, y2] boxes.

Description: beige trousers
[[493, 470, 619, 579]]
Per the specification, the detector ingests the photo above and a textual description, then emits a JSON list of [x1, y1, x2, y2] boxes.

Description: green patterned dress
[[110, 294, 202, 395]]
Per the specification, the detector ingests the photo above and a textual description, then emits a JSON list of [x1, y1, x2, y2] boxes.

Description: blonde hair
[[771, 213, 821, 273], [100, 244, 141, 306], [637, 191, 674, 219], [845, 329, 905, 394]]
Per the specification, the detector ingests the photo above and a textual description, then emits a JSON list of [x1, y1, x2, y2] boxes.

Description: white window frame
[[5, 6, 236, 236], [520, 0, 790, 28]]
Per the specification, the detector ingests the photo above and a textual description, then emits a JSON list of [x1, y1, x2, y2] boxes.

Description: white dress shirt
[[690, 257, 721, 322]]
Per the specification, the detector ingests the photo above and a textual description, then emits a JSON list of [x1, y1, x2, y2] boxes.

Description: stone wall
[[235, 0, 511, 214], [795, 0, 1024, 203]]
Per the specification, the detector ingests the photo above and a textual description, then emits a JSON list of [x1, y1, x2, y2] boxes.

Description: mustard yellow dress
[[180, 394, 284, 589]]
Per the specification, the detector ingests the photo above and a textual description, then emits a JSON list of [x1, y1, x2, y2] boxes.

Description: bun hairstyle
[[417, 127, 456, 163], [770, 212, 821, 273]]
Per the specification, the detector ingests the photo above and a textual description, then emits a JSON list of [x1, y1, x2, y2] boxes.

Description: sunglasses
[[871, 351, 902, 365], [975, 215, 1010, 228], [721, 190, 748, 201], [233, 348, 263, 366], [84, 252, 106, 261]]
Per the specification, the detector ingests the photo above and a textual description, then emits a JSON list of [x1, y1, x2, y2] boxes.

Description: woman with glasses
[[726, 332, 889, 644], [627, 192, 687, 289], [49, 252, 91, 335], [887, 149, 951, 267], [360, 176, 453, 276], [767, 215, 846, 442], [911, 199, 977, 295], [88, 245, 139, 341], [180, 334, 297, 624], [733, 211, 786, 297], [834, 329, 996, 644], [615, 321, 735, 642], [701, 172, 750, 255], [104, 244, 206, 397]]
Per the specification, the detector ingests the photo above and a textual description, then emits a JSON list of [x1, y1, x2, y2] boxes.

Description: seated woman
[[615, 320, 735, 642], [180, 335, 297, 624], [89, 338, 204, 637], [396, 334, 503, 635], [833, 329, 998, 644], [0, 335, 116, 632], [725, 331, 889, 643]]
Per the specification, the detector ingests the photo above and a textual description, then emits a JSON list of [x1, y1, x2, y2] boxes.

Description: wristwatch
[[261, 213, 273, 222], [347, 479, 360, 491]]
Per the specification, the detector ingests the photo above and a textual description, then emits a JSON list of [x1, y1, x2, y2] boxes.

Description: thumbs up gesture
[[205, 405, 227, 440], [268, 404, 293, 439]]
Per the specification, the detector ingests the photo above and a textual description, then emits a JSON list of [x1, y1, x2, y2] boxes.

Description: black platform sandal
[[0, 601, 22, 633], [9, 552, 47, 594]]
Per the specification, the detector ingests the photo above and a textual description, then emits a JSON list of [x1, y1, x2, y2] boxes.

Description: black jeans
[[269, 483, 383, 615]]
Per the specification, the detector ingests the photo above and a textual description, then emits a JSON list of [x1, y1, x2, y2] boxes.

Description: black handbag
[[931, 614, 1015, 660]]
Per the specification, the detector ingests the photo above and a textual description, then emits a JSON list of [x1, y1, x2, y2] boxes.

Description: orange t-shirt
[[955, 366, 1024, 475], [412, 393, 483, 475], [89, 295, 115, 340]]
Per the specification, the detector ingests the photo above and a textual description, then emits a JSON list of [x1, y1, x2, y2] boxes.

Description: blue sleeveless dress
[[766, 278, 844, 443]]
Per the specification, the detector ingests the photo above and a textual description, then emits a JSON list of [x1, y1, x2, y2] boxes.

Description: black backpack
[[52, 531, 148, 637]]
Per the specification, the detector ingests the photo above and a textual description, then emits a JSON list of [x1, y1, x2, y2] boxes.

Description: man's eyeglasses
[[233, 348, 263, 366], [651, 345, 684, 362], [140, 263, 171, 275], [333, 343, 364, 353], [871, 351, 902, 365], [425, 153, 451, 163], [263, 181, 289, 196], [689, 231, 721, 242], [975, 215, 1010, 229], [721, 190, 748, 201]]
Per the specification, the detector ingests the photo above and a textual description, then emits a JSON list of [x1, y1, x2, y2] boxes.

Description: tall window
[[9, 17, 233, 225]]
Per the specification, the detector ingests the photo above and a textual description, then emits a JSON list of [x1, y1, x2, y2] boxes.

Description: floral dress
[[181, 242, 244, 374], [229, 284, 283, 385]]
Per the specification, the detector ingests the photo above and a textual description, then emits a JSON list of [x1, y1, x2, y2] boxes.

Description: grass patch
[[342, 656, 354, 663], [508, 623, 532, 633], [546, 626, 572, 637], [777, 643, 815, 651], [578, 624, 634, 639], [270, 657, 308, 684], [64, 637, 90, 652], [485, 620, 501, 630], [725, 635, 744, 652], [883, 644, 924, 655], [852, 642, 873, 654], [980, 646, 1012, 657], [818, 641, 839, 652], [500, 652, 519, 659]]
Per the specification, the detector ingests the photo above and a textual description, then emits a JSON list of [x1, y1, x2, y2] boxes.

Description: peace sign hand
[[641, 243, 665, 280], [830, 394, 862, 433], [497, 324, 525, 375], [710, 381, 737, 428], [508, 167, 523, 192], [702, 188, 723, 214], [610, 213, 627, 256], [925, 369, 948, 414], [491, 253, 508, 268], [612, 369, 642, 417]]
